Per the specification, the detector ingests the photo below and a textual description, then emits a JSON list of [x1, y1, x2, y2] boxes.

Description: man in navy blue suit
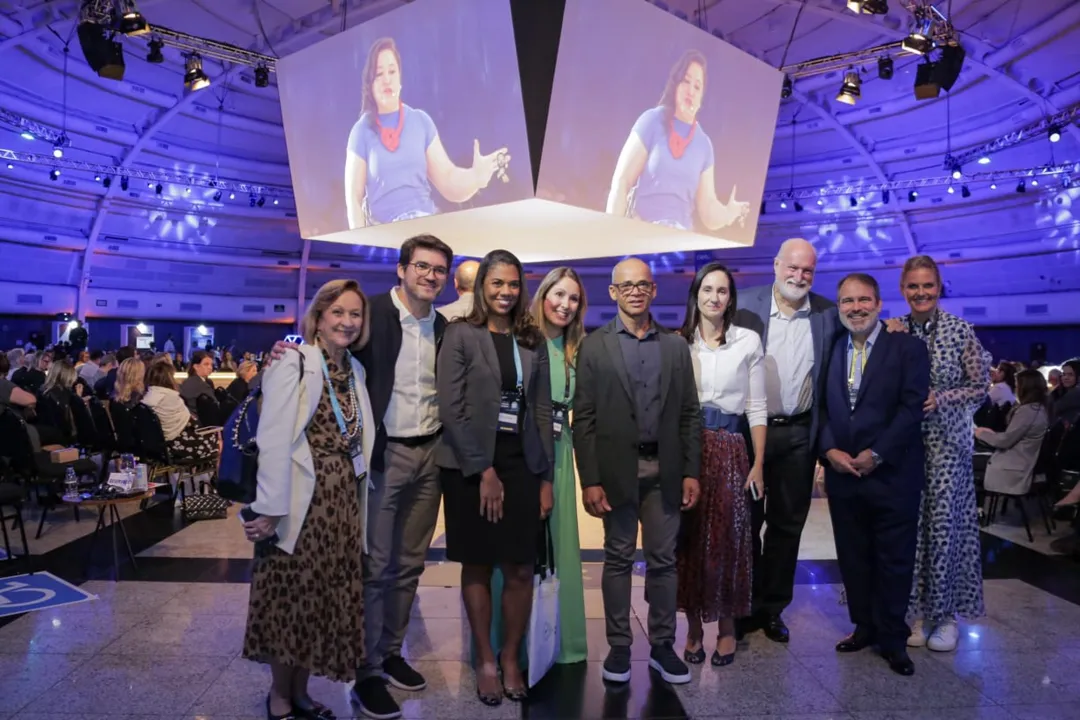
[[820, 273, 930, 677]]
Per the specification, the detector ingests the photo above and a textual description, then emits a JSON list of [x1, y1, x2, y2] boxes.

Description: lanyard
[[319, 352, 362, 442], [848, 344, 868, 388], [561, 361, 571, 403], [510, 336, 523, 393]]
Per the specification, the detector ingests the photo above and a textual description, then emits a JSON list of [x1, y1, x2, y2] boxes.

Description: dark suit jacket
[[733, 284, 841, 450], [354, 290, 448, 473], [435, 322, 553, 481], [572, 318, 701, 510], [818, 324, 931, 499]]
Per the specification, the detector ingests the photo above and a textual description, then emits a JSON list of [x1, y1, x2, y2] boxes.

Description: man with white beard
[[733, 238, 841, 643]]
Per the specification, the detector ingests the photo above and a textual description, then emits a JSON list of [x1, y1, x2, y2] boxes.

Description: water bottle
[[120, 454, 136, 492], [64, 467, 78, 500]]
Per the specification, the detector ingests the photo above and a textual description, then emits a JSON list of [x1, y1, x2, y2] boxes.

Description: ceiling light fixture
[[146, 38, 164, 64], [978, 156, 991, 165], [878, 56, 894, 80], [836, 69, 861, 105], [848, 0, 888, 14], [902, 18, 934, 55], [961, 185, 971, 198], [183, 53, 211, 91], [115, 0, 150, 36], [213, 190, 222, 201], [1049, 124, 1062, 143], [254, 64, 270, 88], [1016, 180, 1026, 193], [49, 169, 60, 181], [908, 190, 918, 202]]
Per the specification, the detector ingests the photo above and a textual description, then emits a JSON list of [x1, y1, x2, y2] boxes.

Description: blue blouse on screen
[[347, 104, 438, 224], [628, 106, 715, 230]]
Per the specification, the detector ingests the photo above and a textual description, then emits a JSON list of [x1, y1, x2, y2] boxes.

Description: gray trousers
[[358, 437, 442, 679], [602, 456, 681, 648]]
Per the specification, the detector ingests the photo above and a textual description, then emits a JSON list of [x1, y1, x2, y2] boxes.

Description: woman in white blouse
[[675, 261, 766, 668]]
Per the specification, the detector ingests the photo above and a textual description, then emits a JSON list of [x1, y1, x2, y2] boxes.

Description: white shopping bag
[[527, 523, 560, 688]]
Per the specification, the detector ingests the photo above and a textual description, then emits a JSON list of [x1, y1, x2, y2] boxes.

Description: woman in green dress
[[479, 266, 589, 668]]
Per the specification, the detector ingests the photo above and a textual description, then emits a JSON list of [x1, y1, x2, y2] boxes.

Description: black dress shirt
[[615, 315, 662, 443]]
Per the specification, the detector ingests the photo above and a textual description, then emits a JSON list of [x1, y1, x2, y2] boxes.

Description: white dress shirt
[[763, 290, 815, 417], [383, 287, 440, 437], [691, 324, 768, 428]]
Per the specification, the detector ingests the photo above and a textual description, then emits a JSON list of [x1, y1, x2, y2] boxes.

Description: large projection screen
[[537, 0, 781, 247], [277, 0, 533, 239]]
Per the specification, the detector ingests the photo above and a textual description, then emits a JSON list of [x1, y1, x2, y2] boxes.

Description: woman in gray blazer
[[976, 369, 1049, 497], [436, 249, 554, 706]]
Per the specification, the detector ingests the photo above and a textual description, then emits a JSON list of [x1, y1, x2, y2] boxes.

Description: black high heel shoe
[[497, 652, 528, 702], [290, 697, 336, 720], [683, 645, 706, 664]]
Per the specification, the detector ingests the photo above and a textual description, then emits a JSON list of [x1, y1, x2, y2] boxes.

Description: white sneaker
[[927, 620, 959, 652], [907, 619, 928, 648]]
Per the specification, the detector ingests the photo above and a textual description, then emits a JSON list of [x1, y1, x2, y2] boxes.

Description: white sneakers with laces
[[907, 618, 959, 652], [907, 619, 927, 648]]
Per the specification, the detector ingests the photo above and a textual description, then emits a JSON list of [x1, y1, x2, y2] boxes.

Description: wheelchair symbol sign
[[0, 572, 97, 618]]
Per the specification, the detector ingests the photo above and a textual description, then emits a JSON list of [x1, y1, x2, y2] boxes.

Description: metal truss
[[0, 108, 69, 147], [763, 162, 1080, 201], [149, 24, 277, 71], [947, 104, 1080, 169], [0, 148, 293, 197]]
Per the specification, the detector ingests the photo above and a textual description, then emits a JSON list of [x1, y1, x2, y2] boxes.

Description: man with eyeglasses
[[573, 257, 701, 686], [733, 238, 841, 644], [273, 232, 453, 719]]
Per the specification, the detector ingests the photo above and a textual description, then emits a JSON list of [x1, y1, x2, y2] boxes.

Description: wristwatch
[[870, 450, 882, 468]]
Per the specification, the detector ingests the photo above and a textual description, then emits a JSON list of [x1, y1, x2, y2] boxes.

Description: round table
[[63, 488, 157, 580]]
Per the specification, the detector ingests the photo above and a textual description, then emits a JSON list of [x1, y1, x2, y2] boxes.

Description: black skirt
[[442, 432, 541, 566]]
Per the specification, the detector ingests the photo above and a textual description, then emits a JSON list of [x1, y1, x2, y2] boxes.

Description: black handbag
[[182, 489, 230, 521], [217, 351, 304, 503]]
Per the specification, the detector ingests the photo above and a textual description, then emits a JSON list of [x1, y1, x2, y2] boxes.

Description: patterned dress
[[243, 355, 366, 682], [904, 310, 991, 623]]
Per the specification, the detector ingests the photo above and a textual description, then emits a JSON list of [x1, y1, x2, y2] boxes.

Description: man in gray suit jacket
[[732, 238, 841, 643], [573, 257, 701, 686]]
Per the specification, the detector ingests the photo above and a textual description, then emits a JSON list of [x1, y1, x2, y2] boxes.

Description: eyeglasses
[[612, 281, 655, 295], [407, 261, 449, 278]]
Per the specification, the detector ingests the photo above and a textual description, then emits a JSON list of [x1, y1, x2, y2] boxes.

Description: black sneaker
[[350, 677, 402, 720], [382, 655, 426, 691], [602, 646, 632, 683], [649, 643, 691, 684]]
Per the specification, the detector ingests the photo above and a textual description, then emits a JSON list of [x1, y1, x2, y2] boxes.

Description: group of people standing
[[238, 232, 991, 720]]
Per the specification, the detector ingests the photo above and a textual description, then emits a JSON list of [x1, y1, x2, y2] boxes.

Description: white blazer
[[250, 345, 375, 554]]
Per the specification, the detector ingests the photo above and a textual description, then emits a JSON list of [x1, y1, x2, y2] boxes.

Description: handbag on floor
[[527, 520, 560, 688], [181, 486, 230, 521]]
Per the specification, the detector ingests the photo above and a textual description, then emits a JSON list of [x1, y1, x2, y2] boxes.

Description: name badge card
[[552, 401, 568, 440], [351, 446, 368, 484], [498, 391, 521, 434]]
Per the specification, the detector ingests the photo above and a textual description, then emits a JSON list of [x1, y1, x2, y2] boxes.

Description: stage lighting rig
[[847, 0, 889, 15], [836, 70, 862, 105], [184, 53, 211, 92]]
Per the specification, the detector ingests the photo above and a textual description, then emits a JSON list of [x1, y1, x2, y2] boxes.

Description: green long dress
[[472, 335, 588, 667]]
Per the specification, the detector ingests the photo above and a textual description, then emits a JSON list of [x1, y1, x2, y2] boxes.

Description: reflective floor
[[1, 491, 1079, 720]]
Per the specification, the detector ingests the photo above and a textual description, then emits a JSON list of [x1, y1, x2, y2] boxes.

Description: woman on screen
[[345, 37, 510, 228], [606, 50, 750, 232]]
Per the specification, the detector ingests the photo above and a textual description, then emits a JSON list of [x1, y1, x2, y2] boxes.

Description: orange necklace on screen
[[668, 118, 697, 159], [376, 105, 405, 152]]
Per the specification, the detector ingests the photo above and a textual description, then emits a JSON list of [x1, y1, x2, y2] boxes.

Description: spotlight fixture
[[908, 190, 918, 202], [882, 189, 890, 204], [781, 75, 793, 99], [20, 131, 34, 140], [5, 163, 12, 170], [1031, 179, 1038, 186], [120, 176, 129, 191], [146, 38, 164, 64], [49, 169, 60, 181], [103, 176, 111, 188], [155, 183, 163, 195], [760, 201, 767, 215], [952, 168, 962, 180], [947, 185, 955, 194], [878, 56, 894, 80], [847, 0, 888, 14], [213, 190, 222, 202], [1016, 180, 1026, 193], [902, 19, 933, 55], [249, 195, 256, 207], [254, 64, 270, 88], [849, 196, 857, 207], [794, 201, 804, 212], [977, 155, 991, 165], [273, 199, 279, 206], [780, 201, 788, 209], [1049, 124, 1061, 143], [836, 69, 861, 105], [115, 0, 150, 36], [990, 182, 997, 190], [961, 185, 971, 198], [52, 145, 64, 159], [257, 196, 266, 208], [817, 198, 824, 206], [183, 53, 211, 91]]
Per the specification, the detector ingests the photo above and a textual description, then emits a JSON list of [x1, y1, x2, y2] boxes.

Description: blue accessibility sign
[[0, 572, 98, 618]]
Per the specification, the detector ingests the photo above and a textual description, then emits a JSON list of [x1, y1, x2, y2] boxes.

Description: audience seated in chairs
[[35, 361, 84, 446], [976, 370, 1055, 541], [141, 360, 221, 463], [1052, 360, 1080, 424], [112, 356, 146, 408], [12, 350, 50, 394], [179, 350, 221, 423], [94, 346, 135, 400], [226, 360, 258, 404], [0, 354, 37, 417]]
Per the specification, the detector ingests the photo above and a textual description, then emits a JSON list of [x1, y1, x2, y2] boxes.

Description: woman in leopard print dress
[[890, 256, 990, 654], [242, 280, 374, 720]]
